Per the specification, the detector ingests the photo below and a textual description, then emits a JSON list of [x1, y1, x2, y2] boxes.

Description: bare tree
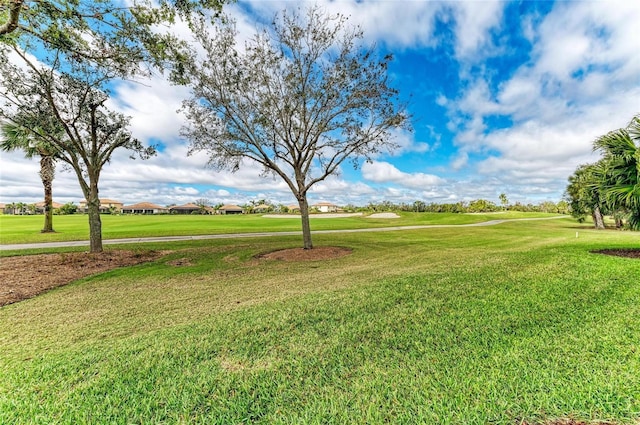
[[195, 198, 211, 214], [2, 1, 229, 251], [1, 0, 229, 82], [181, 6, 410, 249], [0, 46, 155, 252]]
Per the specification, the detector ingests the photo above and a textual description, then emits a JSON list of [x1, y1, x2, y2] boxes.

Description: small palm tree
[[1, 122, 59, 232], [566, 163, 607, 229], [5, 202, 16, 215], [499, 193, 509, 210], [593, 114, 640, 229]]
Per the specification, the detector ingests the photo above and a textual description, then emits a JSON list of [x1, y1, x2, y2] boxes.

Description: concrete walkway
[[0, 216, 567, 251]]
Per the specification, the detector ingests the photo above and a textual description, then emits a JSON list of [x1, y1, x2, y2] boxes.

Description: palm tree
[[566, 163, 607, 229], [15, 202, 27, 215], [499, 193, 509, 210], [5, 202, 16, 215], [1, 122, 59, 232], [593, 114, 640, 230]]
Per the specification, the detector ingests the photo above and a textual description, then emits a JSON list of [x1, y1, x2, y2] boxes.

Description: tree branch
[[0, 0, 22, 36]]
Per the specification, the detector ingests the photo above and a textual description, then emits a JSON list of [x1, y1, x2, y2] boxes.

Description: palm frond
[[1, 122, 38, 158], [628, 114, 640, 144], [593, 128, 636, 160], [590, 114, 640, 224], [0, 121, 59, 158]]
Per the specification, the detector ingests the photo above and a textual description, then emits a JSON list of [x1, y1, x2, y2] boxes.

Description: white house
[[78, 198, 123, 214], [313, 202, 339, 213]]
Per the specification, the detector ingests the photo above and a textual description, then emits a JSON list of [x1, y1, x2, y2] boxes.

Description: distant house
[[313, 202, 339, 213], [287, 204, 300, 213], [169, 203, 210, 214], [217, 204, 244, 215], [252, 204, 271, 213], [122, 202, 168, 215], [1, 203, 20, 215], [78, 198, 123, 214], [34, 201, 63, 214]]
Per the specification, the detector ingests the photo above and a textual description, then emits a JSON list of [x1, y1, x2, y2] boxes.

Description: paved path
[[0, 216, 567, 251]]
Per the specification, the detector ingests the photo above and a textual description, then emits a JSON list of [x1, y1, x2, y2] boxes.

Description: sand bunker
[[367, 213, 400, 218]]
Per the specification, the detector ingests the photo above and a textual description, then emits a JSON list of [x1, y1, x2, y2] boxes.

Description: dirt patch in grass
[[0, 250, 165, 307], [1, 247, 350, 307], [591, 248, 640, 259], [256, 246, 352, 262], [166, 257, 194, 267]]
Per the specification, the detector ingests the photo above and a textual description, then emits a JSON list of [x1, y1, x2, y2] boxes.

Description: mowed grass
[[1, 217, 639, 424], [0, 210, 556, 245]]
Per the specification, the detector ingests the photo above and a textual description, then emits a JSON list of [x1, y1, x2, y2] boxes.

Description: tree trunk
[[298, 195, 313, 250], [615, 217, 623, 229], [87, 184, 103, 253], [592, 205, 605, 230], [40, 156, 55, 233]]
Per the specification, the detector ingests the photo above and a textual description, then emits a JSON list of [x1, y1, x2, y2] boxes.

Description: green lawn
[[0, 211, 557, 246], [1, 217, 639, 424]]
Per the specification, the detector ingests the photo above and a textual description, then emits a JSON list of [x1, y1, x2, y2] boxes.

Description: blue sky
[[1, 0, 639, 208]]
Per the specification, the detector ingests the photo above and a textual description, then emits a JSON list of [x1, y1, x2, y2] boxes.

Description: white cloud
[[496, 77, 539, 111], [450, 152, 468, 171], [309, 177, 377, 205], [361, 161, 444, 189], [238, 0, 443, 48], [387, 128, 434, 156], [108, 77, 190, 143], [533, 1, 640, 81], [440, 0, 640, 197], [238, 0, 508, 62], [449, 1, 505, 61]]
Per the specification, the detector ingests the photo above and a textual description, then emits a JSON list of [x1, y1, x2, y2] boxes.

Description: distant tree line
[[2, 202, 77, 215], [3, 198, 570, 216], [342, 199, 569, 214]]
